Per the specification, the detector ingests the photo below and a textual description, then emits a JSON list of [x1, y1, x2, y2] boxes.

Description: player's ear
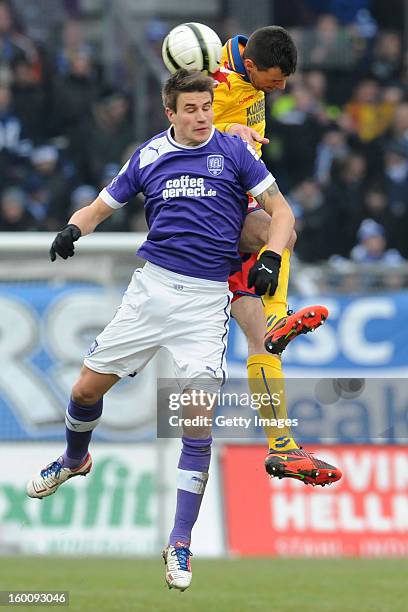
[[165, 107, 176, 123], [243, 58, 256, 72]]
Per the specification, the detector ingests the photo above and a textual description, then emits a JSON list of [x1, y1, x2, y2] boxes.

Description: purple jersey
[[100, 127, 274, 281]]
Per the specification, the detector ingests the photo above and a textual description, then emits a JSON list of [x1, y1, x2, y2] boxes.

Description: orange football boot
[[264, 305, 328, 355]]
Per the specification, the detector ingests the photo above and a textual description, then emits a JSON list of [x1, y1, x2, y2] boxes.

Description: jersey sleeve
[[237, 140, 275, 197], [99, 150, 141, 209]]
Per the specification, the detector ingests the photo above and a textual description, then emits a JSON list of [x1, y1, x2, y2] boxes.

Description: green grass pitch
[[0, 556, 407, 612]]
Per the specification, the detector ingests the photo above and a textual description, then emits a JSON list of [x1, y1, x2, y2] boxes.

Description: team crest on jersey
[[207, 155, 224, 176]]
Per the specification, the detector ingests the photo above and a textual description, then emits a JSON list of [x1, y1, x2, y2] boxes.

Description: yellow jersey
[[213, 35, 266, 155]]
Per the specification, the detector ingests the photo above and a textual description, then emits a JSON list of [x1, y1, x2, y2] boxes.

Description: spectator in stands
[[50, 49, 99, 142], [314, 126, 349, 185], [383, 139, 408, 256], [72, 89, 134, 184], [11, 57, 46, 142], [11, 0, 66, 46], [344, 79, 396, 143], [0, 1, 42, 79], [0, 82, 31, 185], [303, 69, 341, 117], [24, 145, 73, 225], [0, 0, 407, 276], [269, 84, 325, 189], [386, 101, 408, 144], [348, 181, 400, 249], [369, 31, 402, 84], [351, 218, 404, 264], [324, 151, 367, 256], [0, 185, 34, 230], [357, 182, 391, 226], [0, 1, 26, 65], [287, 178, 329, 262], [301, 14, 354, 69], [24, 174, 51, 230], [55, 18, 95, 77]]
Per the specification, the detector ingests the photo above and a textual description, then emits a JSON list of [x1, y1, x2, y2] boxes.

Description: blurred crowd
[[1, 0, 408, 286], [260, 12, 408, 275], [0, 0, 144, 233]]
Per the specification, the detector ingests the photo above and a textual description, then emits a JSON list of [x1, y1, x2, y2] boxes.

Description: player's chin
[[193, 127, 211, 141]]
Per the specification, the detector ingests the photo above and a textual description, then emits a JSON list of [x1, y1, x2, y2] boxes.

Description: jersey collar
[[166, 126, 215, 149], [226, 35, 250, 83]]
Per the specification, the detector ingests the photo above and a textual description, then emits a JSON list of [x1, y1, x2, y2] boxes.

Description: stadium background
[[1, 1, 408, 610]]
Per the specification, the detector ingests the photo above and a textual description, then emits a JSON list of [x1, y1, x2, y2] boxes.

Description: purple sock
[[62, 398, 103, 468], [169, 436, 212, 547]]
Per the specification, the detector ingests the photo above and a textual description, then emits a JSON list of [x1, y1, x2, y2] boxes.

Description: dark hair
[[162, 69, 215, 111], [243, 26, 297, 75]]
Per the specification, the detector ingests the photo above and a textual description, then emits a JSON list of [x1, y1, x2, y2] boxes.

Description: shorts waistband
[[142, 262, 229, 292]]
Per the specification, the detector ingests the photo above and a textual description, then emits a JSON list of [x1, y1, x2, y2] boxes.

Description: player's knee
[[287, 230, 297, 252], [244, 325, 267, 354], [183, 425, 212, 439], [71, 381, 101, 406]]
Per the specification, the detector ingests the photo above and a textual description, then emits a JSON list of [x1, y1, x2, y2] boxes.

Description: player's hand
[[227, 124, 269, 147], [50, 224, 81, 261], [247, 250, 281, 296]]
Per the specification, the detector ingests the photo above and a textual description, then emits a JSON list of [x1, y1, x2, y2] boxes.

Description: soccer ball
[[162, 22, 222, 75]]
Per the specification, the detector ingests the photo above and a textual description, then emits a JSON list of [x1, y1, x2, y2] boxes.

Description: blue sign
[[1, 284, 407, 442], [226, 293, 408, 374]]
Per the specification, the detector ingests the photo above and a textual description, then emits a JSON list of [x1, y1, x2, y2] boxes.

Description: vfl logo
[[207, 155, 224, 176]]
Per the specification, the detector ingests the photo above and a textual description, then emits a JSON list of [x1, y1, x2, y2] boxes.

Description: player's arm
[[254, 181, 295, 255], [69, 196, 114, 235], [49, 197, 115, 262], [238, 208, 270, 252], [247, 182, 295, 296], [50, 151, 140, 262], [226, 124, 269, 148]]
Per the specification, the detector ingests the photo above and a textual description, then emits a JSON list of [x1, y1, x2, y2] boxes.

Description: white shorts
[[84, 262, 232, 391]]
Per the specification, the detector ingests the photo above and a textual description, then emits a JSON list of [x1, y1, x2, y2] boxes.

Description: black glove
[[247, 250, 281, 296], [50, 224, 81, 261]]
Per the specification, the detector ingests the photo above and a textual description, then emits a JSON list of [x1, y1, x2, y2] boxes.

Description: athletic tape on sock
[[177, 469, 209, 494], [65, 412, 101, 432]]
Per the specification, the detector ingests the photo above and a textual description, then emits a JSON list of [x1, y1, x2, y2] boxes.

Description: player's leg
[[27, 265, 163, 499], [238, 211, 340, 484], [261, 231, 328, 353], [232, 295, 341, 486], [232, 294, 300, 450], [163, 390, 214, 591], [241, 210, 328, 352], [26, 366, 119, 498], [163, 277, 230, 591], [61, 366, 118, 468]]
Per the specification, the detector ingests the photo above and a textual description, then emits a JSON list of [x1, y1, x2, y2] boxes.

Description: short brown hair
[[162, 69, 215, 112]]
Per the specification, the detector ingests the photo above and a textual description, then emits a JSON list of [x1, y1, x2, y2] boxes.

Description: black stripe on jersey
[[186, 23, 209, 72], [165, 36, 181, 71]]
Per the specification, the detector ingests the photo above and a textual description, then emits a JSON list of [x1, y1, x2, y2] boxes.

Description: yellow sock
[[259, 247, 291, 324], [247, 353, 299, 451]]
